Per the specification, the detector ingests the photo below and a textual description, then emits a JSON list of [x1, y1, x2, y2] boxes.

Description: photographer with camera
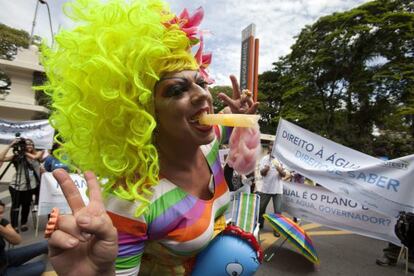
[[0, 138, 42, 232]]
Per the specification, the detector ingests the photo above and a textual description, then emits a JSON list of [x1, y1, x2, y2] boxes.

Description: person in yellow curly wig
[[43, 0, 259, 274]]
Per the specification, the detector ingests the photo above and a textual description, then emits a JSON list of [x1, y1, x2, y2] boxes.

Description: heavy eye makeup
[[195, 77, 209, 89], [164, 80, 189, 97], [161, 73, 208, 97]]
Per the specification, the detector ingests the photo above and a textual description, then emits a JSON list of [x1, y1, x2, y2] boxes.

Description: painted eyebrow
[[155, 72, 201, 90], [158, 72, 200, 84]]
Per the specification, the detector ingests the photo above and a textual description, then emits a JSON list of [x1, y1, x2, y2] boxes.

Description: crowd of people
[[0, 0, 411, 275], [1, 134, 412, 274]]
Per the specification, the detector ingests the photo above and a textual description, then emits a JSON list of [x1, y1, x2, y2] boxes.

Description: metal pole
[[29, 0, 40, 45], [43, 1, 55, 48]]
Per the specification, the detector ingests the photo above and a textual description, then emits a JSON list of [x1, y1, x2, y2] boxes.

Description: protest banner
[[283, 181, 401, 245], [274, 119, 414, 217], [0, 119, 54, 149], [38, 172, 89, 216]]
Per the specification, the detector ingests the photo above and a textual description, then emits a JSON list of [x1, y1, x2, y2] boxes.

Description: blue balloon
[[192, 233, 260, 276]]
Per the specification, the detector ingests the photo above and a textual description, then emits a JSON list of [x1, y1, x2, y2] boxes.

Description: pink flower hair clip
[[165, 7, 214, 84]]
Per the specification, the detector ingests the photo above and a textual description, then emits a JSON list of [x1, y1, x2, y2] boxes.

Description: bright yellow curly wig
[[41, 0, 198, 216]]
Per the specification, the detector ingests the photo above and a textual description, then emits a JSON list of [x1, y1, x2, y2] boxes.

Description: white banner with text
[[0, 119, 54, 149], [282, 181, 401, 244], [274, 119, 414, 217]]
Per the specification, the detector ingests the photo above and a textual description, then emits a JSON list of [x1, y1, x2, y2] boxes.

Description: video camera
[[12, 132, 27, 156]]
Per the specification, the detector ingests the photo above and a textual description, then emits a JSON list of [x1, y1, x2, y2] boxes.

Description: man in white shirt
[[257, 141, 287, 233]]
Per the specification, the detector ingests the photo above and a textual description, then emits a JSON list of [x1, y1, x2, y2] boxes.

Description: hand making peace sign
[[217, 75, 259, 115], [48, 169, 118, 276]]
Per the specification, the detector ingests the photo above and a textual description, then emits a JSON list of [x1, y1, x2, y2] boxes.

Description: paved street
[[258, 221, 406, 276], [0, 182, 410, 276], [255, 199, 409, 276]]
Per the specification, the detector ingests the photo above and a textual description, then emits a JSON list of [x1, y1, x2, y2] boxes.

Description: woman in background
[[0, 139, 41, 232]]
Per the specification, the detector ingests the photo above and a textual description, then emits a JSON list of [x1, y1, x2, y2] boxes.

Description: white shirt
[[257, 154, 284, 194]]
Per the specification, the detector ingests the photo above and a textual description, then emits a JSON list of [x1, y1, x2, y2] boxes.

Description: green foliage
[[209, 85, 233, 113], [0, 23, 51, 112], [258, 0, 414, 158], [0, 23, 30, 60], [33, 71, 51, 112]]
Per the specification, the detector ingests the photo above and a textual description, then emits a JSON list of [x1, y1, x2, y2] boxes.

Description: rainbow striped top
[[105, 126, 232, 275]]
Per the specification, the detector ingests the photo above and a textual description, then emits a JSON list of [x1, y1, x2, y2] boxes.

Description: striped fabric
[[105, 125, 232, 275], [231, 193, 260, 233]]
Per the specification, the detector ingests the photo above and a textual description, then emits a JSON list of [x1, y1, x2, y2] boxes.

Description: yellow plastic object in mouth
[[198, 114, 260, 128]]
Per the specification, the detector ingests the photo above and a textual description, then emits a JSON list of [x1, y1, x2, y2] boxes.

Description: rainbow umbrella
[[263, 213, 319, 265]]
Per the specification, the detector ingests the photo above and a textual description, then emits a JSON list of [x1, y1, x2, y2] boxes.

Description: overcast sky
[[0, 0, 371, 85]]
